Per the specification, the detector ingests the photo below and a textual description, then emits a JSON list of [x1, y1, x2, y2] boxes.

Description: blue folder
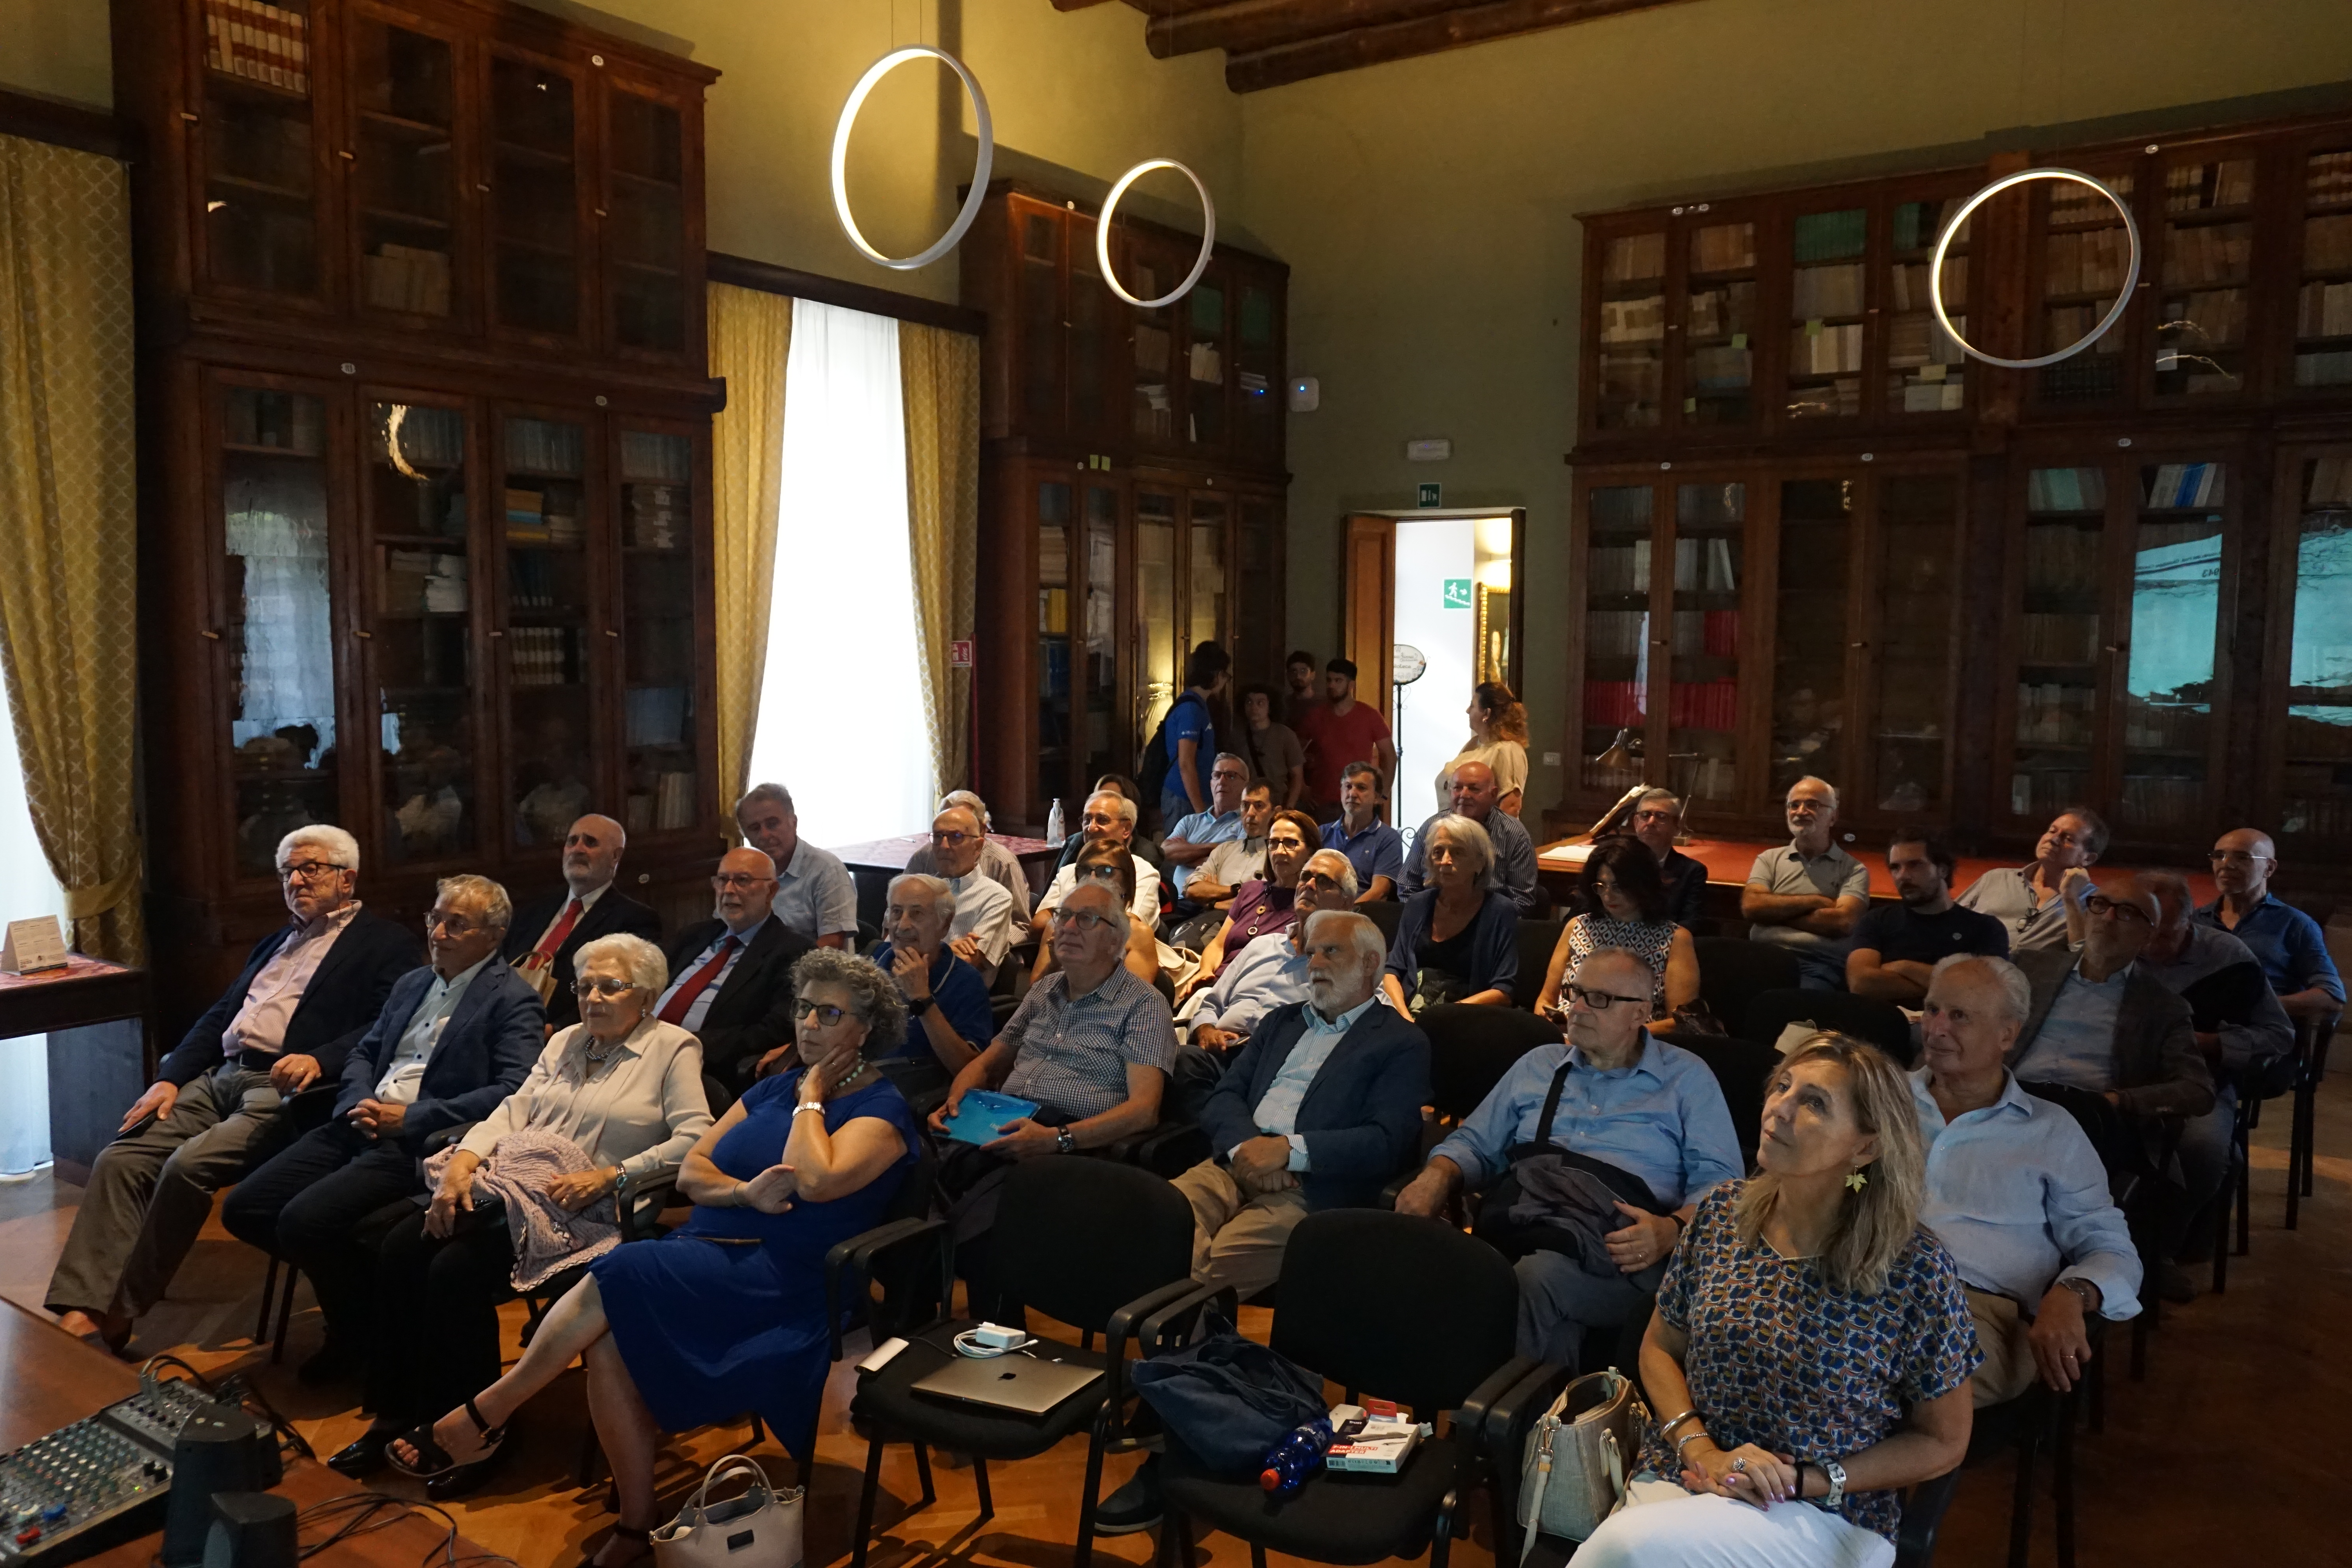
[[939, 1089, 1044, 1147]]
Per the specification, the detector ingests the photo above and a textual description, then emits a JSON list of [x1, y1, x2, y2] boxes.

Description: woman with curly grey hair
[[386, 949, 920, 1568]]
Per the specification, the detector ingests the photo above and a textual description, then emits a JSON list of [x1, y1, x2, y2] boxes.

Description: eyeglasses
[[278, 861, 350, 883], [1631, 809, 1677, 825], [1298, 868, 1344, 890], [931, 829, 976, 846], [2083, 894, 2152, 925], [1053, 909, 1119, 933], [575, 976, 638, 999], [424, 911, 486, 936], [1075, 865, 1123, 884], [1268, 834, 1308, 851], [794, 999, 855, 1026], [1565, 982, 1646, 1012], [712, 873, 772, 890], [2206, 849, 2267, 867]]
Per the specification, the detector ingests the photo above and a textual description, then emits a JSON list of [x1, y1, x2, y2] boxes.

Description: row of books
[[2144, 461, 2227, 508], [1792, 209, 1867, 265], [1187, 341, 1223, 384], [362, 245, 450, 317], [1888, 258, 1968, 312], [508, 420, 584, 475], [508, 626, 577, 686], [2049, 176, 2133, 227], [227, 389, 323, 454], [506, 550, 570, 612], [1690, 223, 1756, 274], [619, 432, 690, 483], [2123, 703, 2209, 751], [505, 487, 584, 544], [2298, 280, 2352, 339], [2295, 350, 2352, 386], [1668, 680, 1740, 731], [1792, 322, 1866, 376], [2020, 613, 2101, 664], [2164, 287, 2249, 347], [1791, 263, 1864, 319], [2163, 159, 2254, 212], [1604, 232, 1668, 285], [2282, 710, 2352, 757], [385, 549, 468, 615], [2045, 228, 2133, 295], [1136, 325, 1172, 375], [2312, 151, 2352, 211], [2278, 789, 2352, 841], [1675, 755, 1739, 803], [1788, 379, 1863, 418], [1599, 536, 1741, 594], [205, 0, 309, 96], [2161, 222, 2251, 289], [2011, 769, 2092, 817], [1583, 680, 1647, 727], [2118, 772, 2205, 828], [378, 404, 462, 469], [1887, 312, 1966, 368], [1895, 372, 1967, 412], [2305, 214, 2352, 271], [2027, 466, 2110, 513], [624, 684, 690, 748], [1891, 201, 1969, 253], [624, 483, 685, 549], [2045, 304, 2127, 355], [2306, 457, 2352, 506], [1686, 281, 1754, 339], [624, 771, 698, 833], [1688, 345, 1753, 391]]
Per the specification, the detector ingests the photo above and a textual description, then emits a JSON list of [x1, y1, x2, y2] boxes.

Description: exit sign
[[949, 639, 974, 669], [1416, 482, 1442, 508]]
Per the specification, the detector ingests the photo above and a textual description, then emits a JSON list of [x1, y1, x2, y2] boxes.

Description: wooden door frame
[[1339, 502, 1530, 730]]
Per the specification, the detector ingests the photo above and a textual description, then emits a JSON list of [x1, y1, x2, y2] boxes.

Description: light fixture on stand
[[830, 45, 994, 270], [1929, 167, 2141, 368]]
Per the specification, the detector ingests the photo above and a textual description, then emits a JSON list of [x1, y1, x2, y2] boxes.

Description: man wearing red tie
[[501, 814, 664, 1034], [658, 847, 815, 1097]]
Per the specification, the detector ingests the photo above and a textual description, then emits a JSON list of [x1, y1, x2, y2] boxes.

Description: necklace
[[832, 1053, 868, 1090]]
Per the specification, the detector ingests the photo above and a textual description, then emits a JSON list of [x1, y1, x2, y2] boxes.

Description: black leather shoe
[[1092, 1455, 1163, 1536], [297, 1340, 365, 1387], [327, 1430, 394, 1479]]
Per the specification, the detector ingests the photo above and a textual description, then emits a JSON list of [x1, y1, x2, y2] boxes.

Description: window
[[0, 669, 64, 1176]]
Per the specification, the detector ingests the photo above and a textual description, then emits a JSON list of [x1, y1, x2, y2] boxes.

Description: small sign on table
[[2, 916, 70, 975]]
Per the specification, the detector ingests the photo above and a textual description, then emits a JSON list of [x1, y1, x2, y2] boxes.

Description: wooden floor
[[4, 1078, 2347, 1568]]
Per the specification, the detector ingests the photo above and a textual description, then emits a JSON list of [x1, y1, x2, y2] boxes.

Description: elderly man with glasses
[[2011, 876, 2214, 1120], [1621, 787, 1709, 931], [48, 826, 421, 1355], [867, 873, 996, 1109], [1394, 947, 1742, 1367], [910, 804, 1020, 982], [1187, 851, 1362, 1054], [656, 848, 817, 1094], [2195, 829, 2345, 1020], [223, 874, 543, 1385], [1161, 753, 1256, 897]]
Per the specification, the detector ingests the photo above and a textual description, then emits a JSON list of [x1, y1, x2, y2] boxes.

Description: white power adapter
[[969, 1322, 1027, 1349]]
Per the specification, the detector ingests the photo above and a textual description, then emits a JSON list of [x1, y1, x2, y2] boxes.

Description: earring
[[1845, 1169, 1868, 1192]]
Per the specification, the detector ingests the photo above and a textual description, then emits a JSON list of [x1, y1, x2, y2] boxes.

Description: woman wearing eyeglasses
[[1534, 838, 1698, 1031], [337, 933, 711, 1493], [386, 949, 918, 1568]]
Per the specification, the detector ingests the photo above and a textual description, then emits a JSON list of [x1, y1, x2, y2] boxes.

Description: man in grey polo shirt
[[735, 782, 858, 949], [1740, 775, 1871, 989], [1956, 807, 2108, 953]]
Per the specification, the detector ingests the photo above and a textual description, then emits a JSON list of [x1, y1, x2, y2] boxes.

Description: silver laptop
[[911, 1351, 1103, 1416]]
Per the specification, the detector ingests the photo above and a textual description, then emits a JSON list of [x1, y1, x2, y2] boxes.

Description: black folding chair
[[1895, 1333, 2098, 1568], [1691, 938, 1800, 1038], [1511, 917, 1566, 1011], [1151, 1209, 1540, 1568], [2287, 1008, 2341, 1230], [251, 1083, 377, 1361], [846, 1156, 1201, 1568], [1655, 1031, 1779, 1173], [1362, 900, 1403, 947], [1741, 987, 1916, 1065]]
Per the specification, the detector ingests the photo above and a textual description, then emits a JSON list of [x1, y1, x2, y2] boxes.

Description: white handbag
[[1514, 1368, 1650, 1555], [652, 1454, 804, 1568]]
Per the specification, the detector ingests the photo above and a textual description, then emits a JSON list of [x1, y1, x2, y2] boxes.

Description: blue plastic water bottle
[[1258, 1417, 1335, 1495]]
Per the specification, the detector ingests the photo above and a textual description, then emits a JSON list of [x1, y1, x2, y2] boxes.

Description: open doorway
[[1343, 509, 1525, 831]]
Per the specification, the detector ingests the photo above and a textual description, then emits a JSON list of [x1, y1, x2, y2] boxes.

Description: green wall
[[1236, 0, 2352, 818]]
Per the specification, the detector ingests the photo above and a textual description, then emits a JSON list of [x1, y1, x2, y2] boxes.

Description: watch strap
[[909, 995, 935, 1016]]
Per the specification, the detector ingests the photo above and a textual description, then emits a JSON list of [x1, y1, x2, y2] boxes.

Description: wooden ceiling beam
[[1052, 0, 1118, 11], [1222, 0, 1690, 90], [1146, 0, 1475, 60]]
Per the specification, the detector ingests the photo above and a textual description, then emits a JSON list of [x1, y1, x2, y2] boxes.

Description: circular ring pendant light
[[831, 45, 995, 270], [1930, 167, 2141, 369], [1096, 159, 1218, 308]]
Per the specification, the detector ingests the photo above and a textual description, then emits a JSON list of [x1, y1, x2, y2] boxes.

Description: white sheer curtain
[[0, 666, 66, 1177], [745, 300, 935, 844]]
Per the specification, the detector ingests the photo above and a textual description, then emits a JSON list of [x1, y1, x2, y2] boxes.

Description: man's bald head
[[563, 814, 628, 894], [1447, 760, 1500, 820], [2211, 827, 2278, 904]]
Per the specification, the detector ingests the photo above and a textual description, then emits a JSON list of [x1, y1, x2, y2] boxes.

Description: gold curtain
[[898, 321, 980, 801], [706, 282, 793, 826], [0, 135, 143, 964]]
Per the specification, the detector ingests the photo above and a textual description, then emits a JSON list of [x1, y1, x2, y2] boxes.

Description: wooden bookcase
[[1567, 107, 2352, 879], [113, 0, 723, 1030], [964, 181, 1290, 830]]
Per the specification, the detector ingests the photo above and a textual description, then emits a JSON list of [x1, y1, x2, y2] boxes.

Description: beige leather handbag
[[1515, 1367, 1649, 1554], [652, 1454, 803, 1568]]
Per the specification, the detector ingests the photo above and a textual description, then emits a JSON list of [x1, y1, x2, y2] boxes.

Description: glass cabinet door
[[1887, 198, 1969, 416], [1186, 269, 1230, 452], [604, 86, 687, 355], [1668, 481, 1746, 808], [2294, 139, 2352, 392], [1684, 221, 1757, 426], [1017, 206, 1066, 436], [1080, 483, 1122, 789], [1594, 227, 1667, 430], [1579, 484, 1652, 795], [1123, 235, 1178, 448], [1069, 214, 1110, 444], [2153, 156, 2255, 400], [1234, 494, 1282, 687], [2118, 459, 2230, 835], [2277, 451, 2352, 842], [2009, 465, 2110, 821], [1770, 478, 1850, 796], [1236, 277, 1281, 464], [1188, 495, 1228, 654], [1036, 479, 1074, 815], [1785, 206, 1867, 421], [488, 53, 581, 339], [198, 0, 323, 299], [348, 9, 458, 322], [617, 427, 698, 835], [2034, 169, 2136, 407], [1866, 475, 1960, 815], [1134, 488, 1179, 744], [499, 412, 593, 848], [217, 381, 339, 879], [366, 397, 475, 866]]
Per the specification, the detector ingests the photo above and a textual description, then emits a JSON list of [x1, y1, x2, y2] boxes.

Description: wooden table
[[0, 1299, 495, 1568], [0, 957, 150, 1185], [827, 833, 1062, 927]]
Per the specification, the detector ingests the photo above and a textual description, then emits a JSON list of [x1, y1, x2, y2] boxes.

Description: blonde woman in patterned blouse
[[1575, 1034, 1978, 1568], [1534, 838, 1697, 1032]]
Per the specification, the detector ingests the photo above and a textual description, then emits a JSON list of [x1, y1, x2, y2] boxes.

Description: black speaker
[[201, 1493, 296, 1568], [162, 1408, 270, 1566]]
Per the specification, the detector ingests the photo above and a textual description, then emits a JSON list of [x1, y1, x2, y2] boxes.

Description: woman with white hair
[[1381, 814, 1520, 1013], [339, 932, 711, 1495]]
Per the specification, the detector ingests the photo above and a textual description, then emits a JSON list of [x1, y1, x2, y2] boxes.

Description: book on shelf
[[2161, 222, 2251, 289], [1790, 322, 1865, 376], [2311, 151, 2352, 209], [2027, 467, 2108, 513], [1686, 345, 1752, 391], [2020, 613, 2100, 664], [1898, 376, 1966, 412], [1685, 281, 1754, 338], [1791, 263, 1865, 318], [2164, 159, 2255, 211], [1690, 224, 1755, 273], [1134, 325, 1171, 375], [1788, 379, 1862, 418], [1581, 679, 1646, 727], [2307, 456, 2352, 507], [2142, 462, 2226, 509], [2167, 288, 2248, 347], [1599, 296, 1664, 344], [2045, 304, 2126, 356], [362, 244, 450, 315], [1889, 258, 1968, 313], [2016, 682, 2097, 745], [654, 769, 695, 831], [2045, 228, 2133, 294], [508, 420, 585, 475], [2298, 280, 2352, 338], [1667, 680, 1738, 731], [422, 554, 467, 614], [204, 0, 310, 94], [1792, 209, 1866, 263], [1187, 341, 1223, 384], [2306, 214, 2352, 271], [2294, 350, 2352, 386], [625, 686, 690, 748], [1604, 232, 1667, 284], [2048, 174, 2133, 225]]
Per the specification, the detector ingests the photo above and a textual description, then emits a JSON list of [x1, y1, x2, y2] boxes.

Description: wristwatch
[[909, 995, 935, 1017], [2059, 1276, 2100, 1312], [1055, 1126, 1077, 1154], [1819, 1457, 1847, 1509]]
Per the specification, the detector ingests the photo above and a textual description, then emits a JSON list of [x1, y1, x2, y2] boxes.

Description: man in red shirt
[[1296, 658, 1397, 817]]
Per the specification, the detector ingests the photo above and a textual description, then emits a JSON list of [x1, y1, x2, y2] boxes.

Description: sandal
[[387, 1396, 507, 1481], [582, 1524, 652, 1568]]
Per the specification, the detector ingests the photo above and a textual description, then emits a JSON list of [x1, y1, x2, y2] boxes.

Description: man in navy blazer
[[223, 875, 542, 1383], [1176, 909, 1431, 1294], [47, 826, 419, 1353]]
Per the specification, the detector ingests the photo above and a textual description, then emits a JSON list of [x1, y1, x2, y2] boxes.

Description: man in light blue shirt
[[1161, 753, 1252, 900], [1395, 947, 1741, 1365], [1917, 953, 2141, 1406]]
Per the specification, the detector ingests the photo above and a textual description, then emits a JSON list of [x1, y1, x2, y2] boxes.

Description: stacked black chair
[[250, 1082, 373, 1362], [1152, 1209, 1541, 1568], [2208, 1038, 2302, 1292], [1653, 1031, 1779, 1172], [846, 1156, 1201, 1568], [1691, 937, 1800, 1037], [1362, 900, 1403, 948], [1741, 987, 1917, 1066], [1420, 1003, 1561, 1123], [1511, 917, 1566, 1011], [2286, 1007, 2342, 1230]]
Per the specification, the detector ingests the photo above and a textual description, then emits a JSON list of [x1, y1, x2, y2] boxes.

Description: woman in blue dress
[[390, 948, 920, 1568]]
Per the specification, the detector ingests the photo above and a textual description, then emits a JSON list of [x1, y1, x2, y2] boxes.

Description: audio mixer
[[0, 1376, 231, 1564]]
